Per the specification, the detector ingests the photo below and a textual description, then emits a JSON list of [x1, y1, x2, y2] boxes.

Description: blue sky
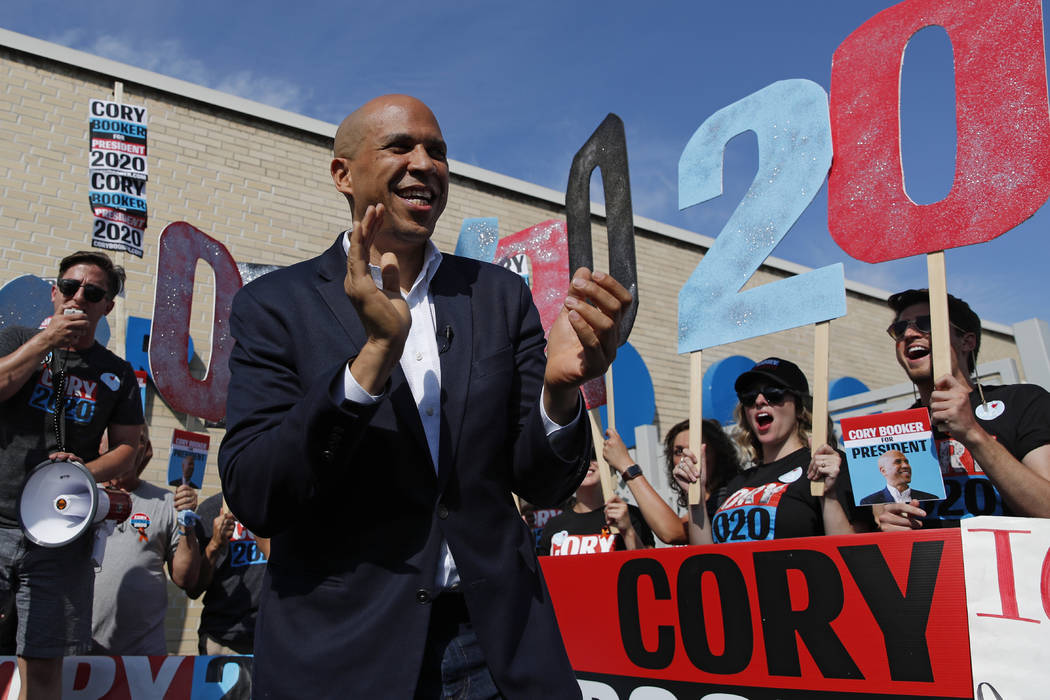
[[5, 0, 1048, 325]]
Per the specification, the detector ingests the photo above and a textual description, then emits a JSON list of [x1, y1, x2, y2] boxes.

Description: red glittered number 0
[[150, 222, 242, 423], [828, 0, 1050, 262]]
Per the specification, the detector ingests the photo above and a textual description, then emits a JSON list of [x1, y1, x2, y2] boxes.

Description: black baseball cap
[[887, 288, 981, 360], [734, 357, 809, 396]]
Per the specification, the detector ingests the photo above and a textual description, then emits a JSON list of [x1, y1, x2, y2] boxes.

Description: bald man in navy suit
[[219, 95, 631, 699]]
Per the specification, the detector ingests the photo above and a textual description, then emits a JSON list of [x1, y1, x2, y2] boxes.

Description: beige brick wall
[[0, 46, 1023, 654]]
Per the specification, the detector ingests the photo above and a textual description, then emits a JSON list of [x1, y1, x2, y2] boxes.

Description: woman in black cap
[[674, 357, 859, 544]]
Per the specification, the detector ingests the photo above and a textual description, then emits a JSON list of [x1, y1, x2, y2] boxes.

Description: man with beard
[[875, 289, 1050, 530]]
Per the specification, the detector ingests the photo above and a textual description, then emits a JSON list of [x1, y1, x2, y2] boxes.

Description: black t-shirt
[[538, 504, 655, 556], [0, 326, 143, 528], [711, 447, 856, 543], [917, 383, 1050, 527], [195, 494, 268, 647]]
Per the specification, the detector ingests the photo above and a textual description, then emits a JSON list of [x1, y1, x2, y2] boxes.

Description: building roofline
[[0, 27, 1014, 337]]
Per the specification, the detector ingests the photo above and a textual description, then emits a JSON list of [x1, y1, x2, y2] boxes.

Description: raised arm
[[603, 428, 686, 544], [931, 375, 1050, 517]]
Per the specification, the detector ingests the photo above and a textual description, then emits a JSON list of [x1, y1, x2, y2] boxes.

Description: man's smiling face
[[879, 450, 912, 490], [893, 302, 934, 384], [333, 96, 449, 253], [892, 301, 974, 385]]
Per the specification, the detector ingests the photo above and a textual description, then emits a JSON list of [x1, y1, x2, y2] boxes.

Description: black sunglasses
[[737, 385, 794, 407], [56, 278, 108, 303], [886, 315, 932, 340], [886, 315, 967, 341]]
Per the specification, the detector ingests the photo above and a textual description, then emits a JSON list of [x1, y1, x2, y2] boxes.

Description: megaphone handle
[[91, 521, 115, 569]]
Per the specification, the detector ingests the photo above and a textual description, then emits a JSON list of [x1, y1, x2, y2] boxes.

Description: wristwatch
[[621, 464, 643, 486]]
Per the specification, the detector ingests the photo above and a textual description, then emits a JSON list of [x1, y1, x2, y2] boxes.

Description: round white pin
[[779, 466, 803, 483], [975, 400, 1005, 421]]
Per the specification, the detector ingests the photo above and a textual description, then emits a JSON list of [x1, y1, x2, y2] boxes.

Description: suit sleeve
[[506, 275, 590, 507], [217, 284, 382, 537]]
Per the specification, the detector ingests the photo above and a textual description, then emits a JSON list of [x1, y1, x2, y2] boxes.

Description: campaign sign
[[89, 99, 148, 257], [0, 655, 251, 699], [91, 215, 145, 258], [167, 429, 209, 489], [542, 530, 972, 698], [961, 516, 1050, 699], [88, 99, 148, 181], [842, 408, 945, 508]]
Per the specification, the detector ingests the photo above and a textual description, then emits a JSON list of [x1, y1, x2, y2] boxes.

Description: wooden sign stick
[[604, 366, 616, 437], [109, 80, 128, 362], [810, 320, 831, 497], [687, 351, 704, 506], [927, 251, 953, 382], [587, 408, 618, 534]]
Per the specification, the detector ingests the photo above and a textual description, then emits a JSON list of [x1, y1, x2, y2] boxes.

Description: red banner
[[542, 530, 972, 698]]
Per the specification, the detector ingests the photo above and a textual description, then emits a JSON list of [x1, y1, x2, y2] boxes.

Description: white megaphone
[[19, 459, 132, 566]]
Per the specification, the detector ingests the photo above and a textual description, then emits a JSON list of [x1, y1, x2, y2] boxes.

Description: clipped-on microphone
[[438, 325, 453, 354]]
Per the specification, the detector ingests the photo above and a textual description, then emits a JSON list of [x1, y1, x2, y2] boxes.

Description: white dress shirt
[[886, 484, 912, 504], [336, 232, 580, 589]]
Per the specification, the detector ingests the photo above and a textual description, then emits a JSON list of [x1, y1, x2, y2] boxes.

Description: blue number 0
[[677, 79, 846, 353]]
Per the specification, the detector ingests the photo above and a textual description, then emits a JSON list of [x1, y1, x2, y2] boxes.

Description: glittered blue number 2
[[677, 79, 845, 353]]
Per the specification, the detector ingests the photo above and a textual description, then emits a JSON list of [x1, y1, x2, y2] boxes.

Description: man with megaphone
[[0, 251, 144, 699]]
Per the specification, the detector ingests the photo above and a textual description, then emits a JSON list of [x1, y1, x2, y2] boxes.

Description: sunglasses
[[56, 278, 108, 303], [886, 315, 967, 341], [737, 385, 794, 407]]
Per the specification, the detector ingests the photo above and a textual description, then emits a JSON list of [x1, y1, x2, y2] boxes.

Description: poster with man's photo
[[841, 408, 945, 507], [167, 429, 209, 489]]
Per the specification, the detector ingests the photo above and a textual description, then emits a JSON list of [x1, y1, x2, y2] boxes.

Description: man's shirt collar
[[340, 230, 443, 300]]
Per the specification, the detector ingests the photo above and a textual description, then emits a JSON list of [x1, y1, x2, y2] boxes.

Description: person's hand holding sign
[[807, 443, 843, 495], [929, 374, 983, 443], [873, 501, 926, 532], [542, 268, 632, 425], [672, 444, 706, 501]]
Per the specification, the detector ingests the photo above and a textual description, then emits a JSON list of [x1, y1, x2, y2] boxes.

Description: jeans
[[415, 593, 502, 699]]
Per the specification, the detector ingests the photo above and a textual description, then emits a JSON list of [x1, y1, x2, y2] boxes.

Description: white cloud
[[48, 32, 310, 111]]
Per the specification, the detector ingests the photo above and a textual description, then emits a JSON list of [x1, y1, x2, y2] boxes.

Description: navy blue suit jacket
[[218, 237, 587, 699], [859, 486, 939, 505]]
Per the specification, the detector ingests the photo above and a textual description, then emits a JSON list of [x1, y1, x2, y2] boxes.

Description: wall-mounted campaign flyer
[[167, 429, 208, 490], [841, 407, 945, 507], [88, 98, 147, 258]]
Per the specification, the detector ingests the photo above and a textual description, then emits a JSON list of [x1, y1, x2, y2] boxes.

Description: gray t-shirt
[[91, 480, 181, 655], [0, 326, 143, 528]]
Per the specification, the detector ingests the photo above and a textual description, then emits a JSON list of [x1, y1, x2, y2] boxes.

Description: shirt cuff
[[338, 363, 384, 405], [539, 385, 582, 445]]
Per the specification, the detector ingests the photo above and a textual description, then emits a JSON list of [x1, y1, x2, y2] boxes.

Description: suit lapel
[[431, 259, 473, 488], [315, 235, 430, 466]]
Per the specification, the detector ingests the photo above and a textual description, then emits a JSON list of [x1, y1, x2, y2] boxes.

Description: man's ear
[[331, 157, 353, 196], [102, 298, 115, 316], [957, 331, 977, 355]]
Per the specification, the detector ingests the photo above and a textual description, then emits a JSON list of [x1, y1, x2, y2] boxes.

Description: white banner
[[961, 515, 1050, 699]]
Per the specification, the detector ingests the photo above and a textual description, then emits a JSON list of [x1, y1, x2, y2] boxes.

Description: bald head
[[878, 449, 911, 489], [334, 94, 438, 159], [330, 95, 448, 245]]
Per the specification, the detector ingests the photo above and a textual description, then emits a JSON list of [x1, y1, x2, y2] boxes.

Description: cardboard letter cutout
[[828, 0, 1050, 261], [678, 79, 845, 353], [150, 222, 241, 422]]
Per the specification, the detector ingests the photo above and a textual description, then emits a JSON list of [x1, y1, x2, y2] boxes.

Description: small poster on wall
[[88, 98, 147, 258]]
